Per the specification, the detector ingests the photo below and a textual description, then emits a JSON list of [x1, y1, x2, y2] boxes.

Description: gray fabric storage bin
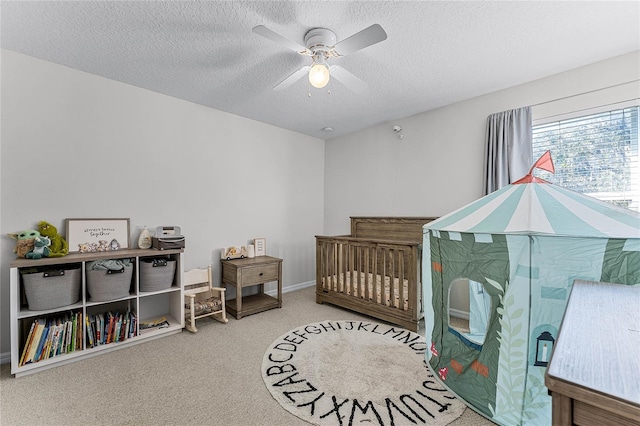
[[22, 267, 81, 310], [139, 258, 176, 292], [86, 265, 133, 302]]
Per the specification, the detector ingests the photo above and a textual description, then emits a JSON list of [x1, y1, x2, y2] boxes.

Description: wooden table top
[[546, 280, 640, 406]]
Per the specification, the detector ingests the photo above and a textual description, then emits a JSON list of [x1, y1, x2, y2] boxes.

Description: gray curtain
[[483, 106, 533, 194]]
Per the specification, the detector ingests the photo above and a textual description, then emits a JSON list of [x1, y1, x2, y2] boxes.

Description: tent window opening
[[532, 105, 639, 212], [448, 279, 491, 346]]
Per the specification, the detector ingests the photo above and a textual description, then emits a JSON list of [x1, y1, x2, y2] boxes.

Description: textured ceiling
[[2, 1, 639, 140]]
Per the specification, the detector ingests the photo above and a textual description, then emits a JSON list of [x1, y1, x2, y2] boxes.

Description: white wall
[[0, 50, 325, 355], [324, 51, 640, 235]]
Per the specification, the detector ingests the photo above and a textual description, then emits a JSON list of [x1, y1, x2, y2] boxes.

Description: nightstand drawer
[[241, 263, 279, 285]]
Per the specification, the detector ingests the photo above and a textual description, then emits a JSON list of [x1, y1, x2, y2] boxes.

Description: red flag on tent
[[531, 150, 555, 174], [513, 150, 555, 184]]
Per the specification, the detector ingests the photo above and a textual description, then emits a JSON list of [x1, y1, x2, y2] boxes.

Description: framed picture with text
[[66, 218, 130, 253], [253, 238, 266, 256]]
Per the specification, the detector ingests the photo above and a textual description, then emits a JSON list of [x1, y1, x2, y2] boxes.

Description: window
[[532, 105, 639, 211], [449, 278, 491, 347]]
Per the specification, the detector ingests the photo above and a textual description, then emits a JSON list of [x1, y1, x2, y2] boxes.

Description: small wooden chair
[[184, 265, 228, 332]]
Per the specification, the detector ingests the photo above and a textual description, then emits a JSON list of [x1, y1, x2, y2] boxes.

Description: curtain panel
[[483, 106, 533, 194]]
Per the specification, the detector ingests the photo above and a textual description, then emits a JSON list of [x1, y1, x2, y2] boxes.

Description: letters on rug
[[262, 320, 465, 426]]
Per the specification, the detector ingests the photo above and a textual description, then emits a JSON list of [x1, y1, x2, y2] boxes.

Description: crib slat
[[379, 247, 386, 306], [368, 246, 374, 303], [323, 242, 329, 290], [320, 242, 325, 287], [344, 243, 349, 295], [391, 249, 397, 308], [378, 247, 385, 306], [343, 242, 349, 296], [323, 242, 328, 290], [384, 248, 396, 307], [331, 242, 338, 291], [342, 242, 348, 295], [355, 244, 362, 298], [338, 242, 342, 294], [398, 250, 405, 311]]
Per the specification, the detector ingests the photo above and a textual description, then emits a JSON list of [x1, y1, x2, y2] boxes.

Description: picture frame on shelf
[[253, 238, 266, 256], [66, 218, 130, 253]]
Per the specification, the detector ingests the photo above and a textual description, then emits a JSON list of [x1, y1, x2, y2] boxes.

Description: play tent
[[422, 162, 640, 425]]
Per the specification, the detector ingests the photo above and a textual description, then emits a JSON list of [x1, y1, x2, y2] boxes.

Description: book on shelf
[[24, 320, 45, 365], [91, 314, 97, 346], [35, 325, 49, 361], [76, 312, 82, 350], [59, 320, 67, 355], [35, 322, 51, 362], [42, 323, 57, 360], [139, 316, 170, 331], [49, 324, 62, 359], [65, 317, 73, 353], [85, 315, 94, 348], [45, 321, 59, 360], [96, 313, 103, 345], [106, 312, 114, 344], [19, 321, 37, 367], [121, 317, 126, 341]]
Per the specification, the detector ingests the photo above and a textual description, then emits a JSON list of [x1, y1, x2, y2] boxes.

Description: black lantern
[[534, 331, 555, 367]]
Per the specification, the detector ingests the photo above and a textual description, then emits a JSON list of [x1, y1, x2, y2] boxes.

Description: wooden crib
[[316, 217, 436, 332]]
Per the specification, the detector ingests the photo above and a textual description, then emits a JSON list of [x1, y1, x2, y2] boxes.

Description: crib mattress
[[321, 272, 410, 310]]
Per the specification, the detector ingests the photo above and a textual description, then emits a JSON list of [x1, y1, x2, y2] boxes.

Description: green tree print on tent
[[522, 372, 549, 423], [485, 278, 535, 425]]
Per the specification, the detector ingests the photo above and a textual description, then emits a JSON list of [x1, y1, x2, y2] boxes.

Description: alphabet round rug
[[262, 320, 465, 426]]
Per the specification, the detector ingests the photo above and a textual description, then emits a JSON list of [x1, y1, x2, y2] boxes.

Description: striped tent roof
[[425, 183, 640, 238]]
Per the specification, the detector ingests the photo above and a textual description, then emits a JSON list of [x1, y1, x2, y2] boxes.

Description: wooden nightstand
[[221, 256, 282, 319], [545, 281, 640, 426]]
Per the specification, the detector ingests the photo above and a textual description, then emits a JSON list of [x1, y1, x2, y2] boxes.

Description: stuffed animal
[[26, 236, 51, 259], [78, 243, 91, 253], [97, 240, 109, 252], [37, 221, 69, 257], [7, 230, 40, 258], [109, 239, 121, 251]]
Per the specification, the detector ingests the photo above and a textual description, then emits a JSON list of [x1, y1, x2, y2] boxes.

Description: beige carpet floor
[[0, 286, 494, 426]]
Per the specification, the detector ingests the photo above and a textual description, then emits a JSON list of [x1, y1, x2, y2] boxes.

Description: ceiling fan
[[252, 24, 387, 93]]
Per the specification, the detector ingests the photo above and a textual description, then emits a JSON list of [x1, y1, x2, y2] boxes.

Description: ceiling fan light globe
[[309, 63, 330, 88]]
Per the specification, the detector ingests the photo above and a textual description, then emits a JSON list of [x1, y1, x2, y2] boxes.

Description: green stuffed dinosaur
[[37, 221, 69, 257]]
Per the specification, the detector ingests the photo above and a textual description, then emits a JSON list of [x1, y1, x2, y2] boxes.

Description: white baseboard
[[449, 308, 470, 320], [266, 280, 314, 296], [1, 351, 10, 365]]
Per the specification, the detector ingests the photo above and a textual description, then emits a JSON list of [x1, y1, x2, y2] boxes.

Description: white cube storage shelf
[[9, 248, 184, 377]]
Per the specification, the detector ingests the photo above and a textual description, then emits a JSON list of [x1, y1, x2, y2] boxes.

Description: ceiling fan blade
[[273, 66, 310, 90], [252, 25, 310, 55], [333, 24, 387, 56], [330, 66, 368, 93]]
